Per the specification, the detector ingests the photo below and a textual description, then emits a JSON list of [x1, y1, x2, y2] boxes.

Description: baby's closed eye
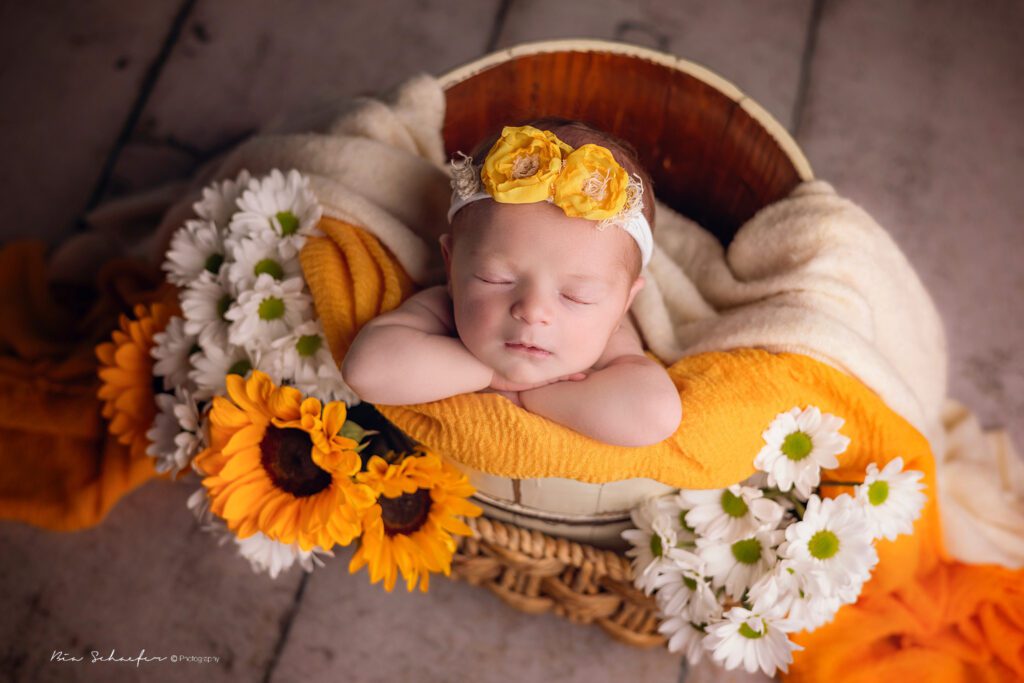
[[477, 276, 602, 305]]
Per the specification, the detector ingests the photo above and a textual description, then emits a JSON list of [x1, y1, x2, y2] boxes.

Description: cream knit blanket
[[129, 73, 1019, 568]]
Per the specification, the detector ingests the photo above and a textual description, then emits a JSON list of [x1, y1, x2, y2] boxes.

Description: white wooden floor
[[1, 1, 1022, 681]]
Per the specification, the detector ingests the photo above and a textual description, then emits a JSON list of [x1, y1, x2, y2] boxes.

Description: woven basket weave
[[451, 515, 664, 648]]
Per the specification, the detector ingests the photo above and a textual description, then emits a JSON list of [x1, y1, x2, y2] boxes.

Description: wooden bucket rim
[[438, 38, 813, 182]]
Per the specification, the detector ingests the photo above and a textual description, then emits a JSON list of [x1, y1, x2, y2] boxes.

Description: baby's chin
[[485, 355, 558, 385]]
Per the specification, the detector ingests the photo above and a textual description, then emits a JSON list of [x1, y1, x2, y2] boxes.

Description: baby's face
[[442, 201, 644, 385]]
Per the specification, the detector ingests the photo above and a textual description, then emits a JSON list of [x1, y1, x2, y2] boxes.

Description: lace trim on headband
[[596, 173, 644, 231], [450, 152, 480, 199]]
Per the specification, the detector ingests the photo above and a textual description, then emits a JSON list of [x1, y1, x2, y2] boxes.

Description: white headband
[[447, 188, 653, 269]]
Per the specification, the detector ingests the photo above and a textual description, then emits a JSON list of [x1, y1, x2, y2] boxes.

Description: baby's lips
[[503, 342, 552, 358]]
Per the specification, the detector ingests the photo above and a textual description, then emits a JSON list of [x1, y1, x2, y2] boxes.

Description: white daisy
[[855, 457, 926, 541], [754, 406, 850, 499], [193, 169, 252, 228], [151, 316, 197, 392], [234, 532, 333, 580], [226, 232, 302, 292], [779, 494, 878, 593], [681, 484, 784, 543], [652, 554, 721, 625], [738, 470, 771, 489], [181, 270, 233, 349], [264, 320, 358, 404], [187, 487, 220, 530], [163, 219, 226, 286], [145, 387, 202, 475], [697, 528, 784, 600], [189, 343, 255, 401], [704, 607, 803, 676], [747, 560, 839, 631], [622, 497, 682, 594], [658, 617, 707, 665], [225, 275, 312, 351], [664, 491, 699, 548], [228, 169, 322, 259]]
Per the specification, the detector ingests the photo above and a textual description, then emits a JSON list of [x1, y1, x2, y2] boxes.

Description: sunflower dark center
[[259, 425, 331, 497], [380, 489, 431, 537]]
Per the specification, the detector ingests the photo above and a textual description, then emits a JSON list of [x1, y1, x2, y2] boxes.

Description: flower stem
[[818, 480, 863, 487]]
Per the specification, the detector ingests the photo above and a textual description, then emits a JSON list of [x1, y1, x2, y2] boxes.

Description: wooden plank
[[0, 481, 305, 682], [496, 0, 816, 133], [0, 1, 185, 244], [795, 0, 1024, 447], [267, 556, 680, 682], [104, 0, 504, 200]]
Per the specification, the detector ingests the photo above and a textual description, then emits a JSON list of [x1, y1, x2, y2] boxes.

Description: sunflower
[[96, 302, 177, 460], [192, 370, 374, 551], [349, 451, 482, 592]]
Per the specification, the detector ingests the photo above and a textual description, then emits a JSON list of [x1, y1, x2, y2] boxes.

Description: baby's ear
[[626, 275, 645, 310], [439, 234, 453, 278]]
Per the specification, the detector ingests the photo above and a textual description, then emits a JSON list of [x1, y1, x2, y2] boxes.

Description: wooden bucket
[[438, 40, 813, 548]]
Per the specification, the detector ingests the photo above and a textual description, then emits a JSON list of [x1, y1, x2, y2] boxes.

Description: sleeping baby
[[341, 118, 681, 447]]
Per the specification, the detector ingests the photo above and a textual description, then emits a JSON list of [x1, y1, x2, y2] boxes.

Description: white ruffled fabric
[[937, 399, 1024, 568], [89, 72, 1019, 572]]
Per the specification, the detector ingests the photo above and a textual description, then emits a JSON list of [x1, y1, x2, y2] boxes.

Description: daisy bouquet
[[622, 406, 927, 677], [96, 169, 481, 590]]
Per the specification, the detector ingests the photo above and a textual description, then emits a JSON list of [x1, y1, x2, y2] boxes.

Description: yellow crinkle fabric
[[299, 216, 414, 364]]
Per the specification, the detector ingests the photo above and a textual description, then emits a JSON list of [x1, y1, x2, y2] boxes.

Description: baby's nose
[[510, 290, 553, 325]]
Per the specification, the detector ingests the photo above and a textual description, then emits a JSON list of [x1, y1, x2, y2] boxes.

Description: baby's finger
[[565, 372, 588, 381]]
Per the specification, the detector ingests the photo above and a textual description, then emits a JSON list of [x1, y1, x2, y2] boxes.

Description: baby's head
[[440, 118, 656, 384]]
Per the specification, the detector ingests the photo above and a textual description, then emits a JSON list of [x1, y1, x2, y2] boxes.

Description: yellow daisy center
[[720, 489, 749, 518], [731, 538, 763, 565], [739, 622, 766, 639], [782, 431, 813, 461], [259, 424, 331, 497], [276, 210, 299, 236], [808, 530, 840, 560], [867, 480, 889, 506], [380, 489, 431, 536], [254, 258, 284, 280]]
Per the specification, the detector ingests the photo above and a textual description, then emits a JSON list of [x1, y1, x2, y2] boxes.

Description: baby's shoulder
[[592, 313, 646, 370], [389, 285, 455, 334]]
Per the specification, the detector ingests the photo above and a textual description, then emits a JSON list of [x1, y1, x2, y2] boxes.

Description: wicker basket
[[434, 39, 813, 647], [452, 515, 666, 648]]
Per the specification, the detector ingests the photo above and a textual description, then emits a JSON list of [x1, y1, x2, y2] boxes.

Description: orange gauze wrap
[[0, 241, 172, 531], [304, 219, 1024, 681]]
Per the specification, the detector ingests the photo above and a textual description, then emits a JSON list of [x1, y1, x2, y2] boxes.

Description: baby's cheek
[[562, 328, 608, 369]]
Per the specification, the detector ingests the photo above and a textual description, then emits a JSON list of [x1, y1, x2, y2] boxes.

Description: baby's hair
[[457, 116, 655, 281]]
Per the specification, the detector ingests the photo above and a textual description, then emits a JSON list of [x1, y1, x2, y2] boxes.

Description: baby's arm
[[518, 316, 682, 447], [341, 285, 493, 404]]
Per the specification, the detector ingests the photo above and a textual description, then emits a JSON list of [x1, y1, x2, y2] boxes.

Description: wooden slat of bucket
[[442, 46, 809, 244]]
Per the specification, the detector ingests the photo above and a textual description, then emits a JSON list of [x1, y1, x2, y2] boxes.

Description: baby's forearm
[[341, 323, 492, 405], [518, 357, 682, 447]]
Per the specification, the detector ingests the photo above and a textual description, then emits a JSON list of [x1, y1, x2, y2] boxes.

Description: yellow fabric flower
[[349, 452, 482, 592], [481, 125, 574, 204], [96, 302, 177, 461], [193, 371, 375, 551], [552, 144, 630, 220]]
